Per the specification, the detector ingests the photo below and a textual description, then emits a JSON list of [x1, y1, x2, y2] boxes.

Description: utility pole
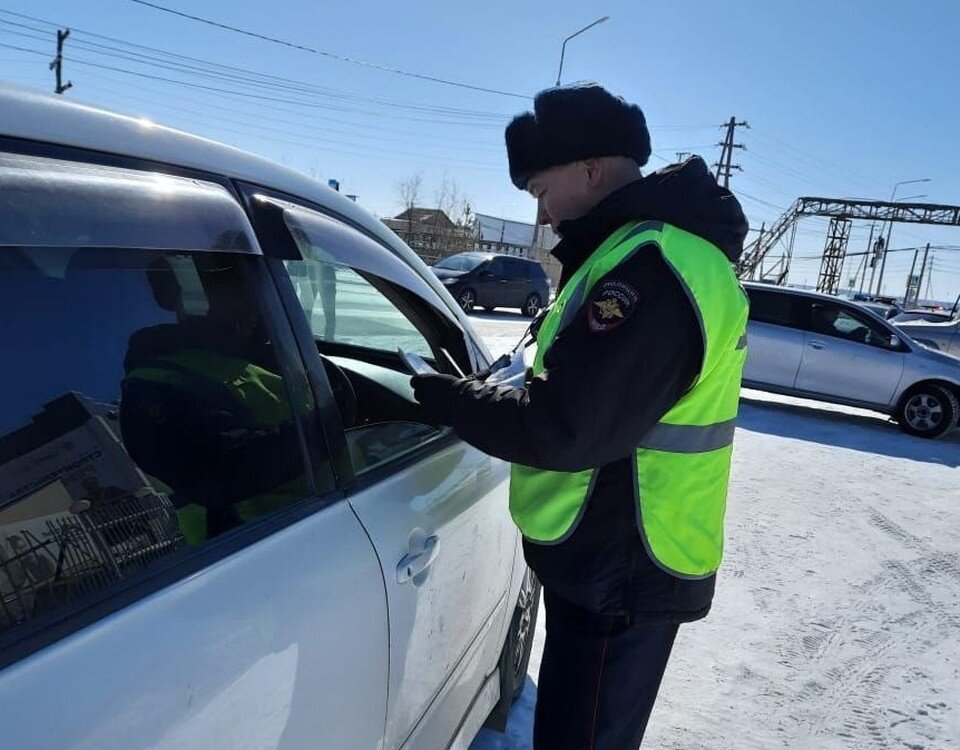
[[859, 224, 876, 294], [49, 28, 73, 95], [753, 223, 765, 280], [714, 117, 748, 188], [850, 254, 867, 292], [917, 245, 932, 304], [875, 233, 892, 297], [556, 17, 609, 86], [675, 151, 691, 163], [904, 247, 920, 306], [875, 178, 931, 297], [868, 233, 884, 297]]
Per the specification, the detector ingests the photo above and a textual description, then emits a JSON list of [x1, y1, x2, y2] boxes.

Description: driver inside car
[[119, 254, 308, 544]]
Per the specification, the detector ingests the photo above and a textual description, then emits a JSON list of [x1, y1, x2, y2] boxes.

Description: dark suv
[[431, 252, 551, 317]]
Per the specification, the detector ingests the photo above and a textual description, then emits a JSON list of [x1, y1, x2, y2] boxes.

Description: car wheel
[[522, 293, 542, 318], [896, 383, 959, 438], [457, 288, 476, 313], [502, 568, 541, 703]]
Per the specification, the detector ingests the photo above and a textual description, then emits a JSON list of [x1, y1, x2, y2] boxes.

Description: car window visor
[[0, 152, 260, 253], [254, 194, 455, 324]]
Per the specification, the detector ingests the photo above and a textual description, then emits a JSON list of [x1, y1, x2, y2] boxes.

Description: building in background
[[381, 208, 471, 265]]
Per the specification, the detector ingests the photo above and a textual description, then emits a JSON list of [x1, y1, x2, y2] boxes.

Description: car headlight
[[441, 277, 458, 285]]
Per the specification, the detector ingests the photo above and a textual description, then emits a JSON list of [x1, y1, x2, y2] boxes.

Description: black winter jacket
[[415, 157, 748, 621]]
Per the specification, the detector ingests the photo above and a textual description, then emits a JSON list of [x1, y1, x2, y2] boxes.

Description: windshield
[[434, 254, 486, 272]]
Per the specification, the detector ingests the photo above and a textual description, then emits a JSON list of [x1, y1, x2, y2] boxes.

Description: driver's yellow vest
[[126, 350, 305, 545], [509, 220, 749, 578]]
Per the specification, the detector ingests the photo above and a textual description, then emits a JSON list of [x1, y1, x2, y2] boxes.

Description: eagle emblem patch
[[587, 279, 639, 332]]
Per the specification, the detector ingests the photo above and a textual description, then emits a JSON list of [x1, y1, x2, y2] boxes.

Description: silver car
[[895, 315, 960, 357], [0, 84, 536, 750], [742, 283, 960, 438]]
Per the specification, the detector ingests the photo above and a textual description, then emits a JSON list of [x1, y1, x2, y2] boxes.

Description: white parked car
[[0, 84, 538, 750]]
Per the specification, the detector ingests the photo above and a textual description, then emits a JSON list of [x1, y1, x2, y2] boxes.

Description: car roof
[[445, 252, 540, 265], [0, 82, 402, 257], [743, 281, 862, 304], [748, 284, 905, 311], [743, 282, 899, 328], [0, 83, 490, 338], [491, 254, 540, 264]]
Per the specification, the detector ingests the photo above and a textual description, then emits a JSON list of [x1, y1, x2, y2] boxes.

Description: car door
[[482, 257, 510, 307], [244, 192, 516, 750], [0, 150, 388, 750], [795, 299, 907, 406], [502, 258, 531, 309], [949, 324, 960, 356], [742, 288, 807, 389]]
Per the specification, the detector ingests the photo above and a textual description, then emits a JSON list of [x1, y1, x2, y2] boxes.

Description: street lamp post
[[874, 178, 931, 297], [556, 17, 609, 86]]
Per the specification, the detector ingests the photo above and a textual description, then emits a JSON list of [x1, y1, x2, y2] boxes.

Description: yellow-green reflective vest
[[509, 220, 749, 578], [126, 349, 303, 545]]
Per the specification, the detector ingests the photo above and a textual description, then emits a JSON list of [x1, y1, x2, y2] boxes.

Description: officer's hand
[[411, 373, 459, 425]]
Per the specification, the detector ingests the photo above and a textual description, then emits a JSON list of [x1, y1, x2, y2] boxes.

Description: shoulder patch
[[587, 279, 639, 332]]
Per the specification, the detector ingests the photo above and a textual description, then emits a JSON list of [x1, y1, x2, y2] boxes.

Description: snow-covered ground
[[468, 311, 960, 750]]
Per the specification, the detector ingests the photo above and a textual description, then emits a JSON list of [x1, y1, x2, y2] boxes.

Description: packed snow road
[[469, 311, 960, 750]]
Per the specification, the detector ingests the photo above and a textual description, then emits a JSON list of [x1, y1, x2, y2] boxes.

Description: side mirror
[[889, 334, 902, 349]]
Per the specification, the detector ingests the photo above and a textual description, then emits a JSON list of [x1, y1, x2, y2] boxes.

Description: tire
[[522, 293, 542, 318], [896, 383, 960, 438], [457, 288, 476, 313], [499, 568, 541, 704]]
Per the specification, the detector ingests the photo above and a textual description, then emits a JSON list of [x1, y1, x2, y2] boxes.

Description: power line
[[0, 27, 717, 179], [790, 245, 960, 261], [67, 79, 504, 170], [736, 190, 786, 212], [124, 0, 530, 99], [749, 129, 887, 194], [0, 40, 507, 129], [0, 14, 510, 122], [77, 76, 505, 153]]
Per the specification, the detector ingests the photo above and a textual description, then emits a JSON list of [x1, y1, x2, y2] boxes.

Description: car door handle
[[808, 340, 826, 350], [396, 535, 439, 583]]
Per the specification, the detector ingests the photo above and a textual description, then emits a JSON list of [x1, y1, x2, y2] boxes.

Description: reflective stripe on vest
[[509, 220, 749, 578]]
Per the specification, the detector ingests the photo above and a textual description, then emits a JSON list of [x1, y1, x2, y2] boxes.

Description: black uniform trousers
[[533, 589, 679, 750]]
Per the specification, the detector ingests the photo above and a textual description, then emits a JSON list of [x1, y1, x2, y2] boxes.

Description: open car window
[[248, 195, 472, 477]]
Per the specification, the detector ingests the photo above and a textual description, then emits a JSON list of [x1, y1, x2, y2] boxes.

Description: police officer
[[411, 84, 749, 749]]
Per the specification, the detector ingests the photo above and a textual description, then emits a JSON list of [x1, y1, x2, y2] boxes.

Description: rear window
[[0, 247, 326, 638]]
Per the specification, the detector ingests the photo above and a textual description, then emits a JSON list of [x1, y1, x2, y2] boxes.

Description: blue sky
[[2, 0, 959, 303]]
